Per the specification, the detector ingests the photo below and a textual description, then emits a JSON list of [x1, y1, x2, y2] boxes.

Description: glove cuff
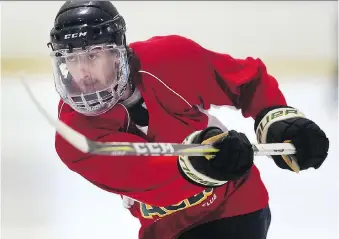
[[178, 129, 228, 187], [178, 155, 228, 187], [254, 105, 290, 130], [255, 106, 305, 143]]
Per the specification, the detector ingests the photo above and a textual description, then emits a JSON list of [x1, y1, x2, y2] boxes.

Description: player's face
[[65, 46, 120, 94], [51, 43, 130, 116]]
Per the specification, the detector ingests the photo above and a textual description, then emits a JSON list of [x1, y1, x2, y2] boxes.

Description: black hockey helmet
[[48, 0, 126, 51]]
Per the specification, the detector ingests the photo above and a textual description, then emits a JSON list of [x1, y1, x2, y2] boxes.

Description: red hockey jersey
[[55, 35, 287, 239]]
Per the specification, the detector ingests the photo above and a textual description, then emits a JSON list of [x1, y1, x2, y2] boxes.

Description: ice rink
[[1, 75, 338, 239]]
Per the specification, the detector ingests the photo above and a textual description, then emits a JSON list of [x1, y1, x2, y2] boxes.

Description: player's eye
[[66, 55, 77, 62], [88, 53, 98, 60]]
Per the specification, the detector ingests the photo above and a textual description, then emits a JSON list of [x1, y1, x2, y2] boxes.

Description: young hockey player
[[48, 1, 329, 238]]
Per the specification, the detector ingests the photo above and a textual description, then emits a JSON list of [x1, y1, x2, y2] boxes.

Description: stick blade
[[20, 77, 90, 153]]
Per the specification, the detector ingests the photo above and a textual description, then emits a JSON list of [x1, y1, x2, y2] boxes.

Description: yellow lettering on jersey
[[140, 188, 214, 219]]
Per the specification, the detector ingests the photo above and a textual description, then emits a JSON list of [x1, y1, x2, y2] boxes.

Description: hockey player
[[48, 1, 329, 239]]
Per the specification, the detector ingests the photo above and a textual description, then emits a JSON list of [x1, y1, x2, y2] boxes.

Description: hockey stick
[[20, 78, 300, 172]]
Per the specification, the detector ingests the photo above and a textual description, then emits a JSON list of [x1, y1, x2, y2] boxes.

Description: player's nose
[[77, 62, 92, 83]]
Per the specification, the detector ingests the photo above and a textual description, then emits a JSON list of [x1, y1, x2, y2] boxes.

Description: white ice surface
[[1, 75, 338, 239]]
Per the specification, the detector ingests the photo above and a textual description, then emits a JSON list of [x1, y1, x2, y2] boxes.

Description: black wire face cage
[[50, 43, 130, 116]]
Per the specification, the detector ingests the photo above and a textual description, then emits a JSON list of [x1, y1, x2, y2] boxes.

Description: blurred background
[[1, 1, 338, 239]]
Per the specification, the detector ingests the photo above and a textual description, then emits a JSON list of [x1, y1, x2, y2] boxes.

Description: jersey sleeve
[[177, 36, 288, 119], [55, 101, 205, 207], [206, 50, 287, 118]]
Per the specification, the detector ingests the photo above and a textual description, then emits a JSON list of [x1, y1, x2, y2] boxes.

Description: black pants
[[177, 206, 271, 239]]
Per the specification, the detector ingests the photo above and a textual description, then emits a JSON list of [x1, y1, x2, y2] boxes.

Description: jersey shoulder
[[129, 34, 200, 50], [128, 35, 206, 66]]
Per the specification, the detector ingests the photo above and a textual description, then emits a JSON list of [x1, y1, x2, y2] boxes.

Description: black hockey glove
[[178, 127, 254, 187], [255, 106, 329, 171]]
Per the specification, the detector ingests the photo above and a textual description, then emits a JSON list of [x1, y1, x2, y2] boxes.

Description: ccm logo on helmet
[[64, 32, 87, 39]]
